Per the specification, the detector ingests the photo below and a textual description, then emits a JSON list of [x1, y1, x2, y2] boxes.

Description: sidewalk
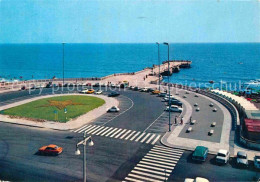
[[0, 93, 118, 131]]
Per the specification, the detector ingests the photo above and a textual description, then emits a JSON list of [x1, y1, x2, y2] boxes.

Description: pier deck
[[0, 60, 191, 92]]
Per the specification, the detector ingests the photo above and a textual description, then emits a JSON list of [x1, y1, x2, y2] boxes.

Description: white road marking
[[125, 177, 143, 182], [124, 131, 136, 140], [131, 170, 166, 180], [91, 126, 105, 135], [130, 131, 141, 141], [80, 125, 96, 133], [110, 128, 122, 137], [146, 153, 180, 160], [74, 125, 92, 133], [87, 125, 101, 134], [144, 156, 179, 163], [140, 133, 151, 143], [96, 127, 109, 136], [151, 148, 183, 155], [149, 150, 182, 158], [143, 111, 165, 132], [136, 164, 171, 173], [115, 129, 127, 138], [128, 173, 163, 182], [102, 96, 134, 126], [139, 161, 175, 170], [145, 134, 156, 144], [105, 128, 118, 137], [120, 130, 132, 139], [134, 167, 170, 176], [142, 158, 176, 167], [151, 135, 161, 145], [100, 127, 114, 136], [135, 133, 146, 142]]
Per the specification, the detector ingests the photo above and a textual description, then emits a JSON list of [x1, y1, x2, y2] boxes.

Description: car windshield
[[217, 153, 226, 157], [238, 154, 247, 159]]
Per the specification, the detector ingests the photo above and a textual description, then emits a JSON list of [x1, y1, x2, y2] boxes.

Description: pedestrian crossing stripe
[[73, 124, 161, 145], [123, 145, 184, 182]]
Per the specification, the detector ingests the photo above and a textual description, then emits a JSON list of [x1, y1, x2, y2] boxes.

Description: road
[[0, 87, 258, 181]]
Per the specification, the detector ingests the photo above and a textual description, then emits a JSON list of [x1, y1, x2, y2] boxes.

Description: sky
[[0, 0, 260, 43]]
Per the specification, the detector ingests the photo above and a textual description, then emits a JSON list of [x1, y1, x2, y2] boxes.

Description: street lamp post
[[163, 42, 171, 132], [62, 43, 65, 86], [156, 42, 161, 91], [75, 132, 94, 182]]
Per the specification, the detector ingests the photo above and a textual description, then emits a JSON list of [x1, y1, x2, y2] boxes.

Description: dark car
[[133, 87, 139, 91], [236, 151, 248, 167], [108, 92, 120, 97], [167, 100, 182, 107], [192, 146, 209, 162], [147, 88, 155, 92], [93, 83, 100, 87], [46, 82, 53, 88]]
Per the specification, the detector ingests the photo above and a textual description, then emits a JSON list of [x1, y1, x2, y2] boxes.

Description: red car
[[38, 144, 63, 155]]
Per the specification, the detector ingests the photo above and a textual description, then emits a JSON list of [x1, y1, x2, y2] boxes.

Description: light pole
[[163, 42, 171, 132], [75, 133, 94, 182], [62, 43, 65, 86], [156, 42, 161, 91]]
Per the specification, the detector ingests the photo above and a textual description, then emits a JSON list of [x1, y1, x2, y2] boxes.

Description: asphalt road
[[0, 87, 259, 181]]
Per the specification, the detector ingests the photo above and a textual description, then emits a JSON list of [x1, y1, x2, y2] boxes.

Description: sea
[[0, 43, 259, 90]]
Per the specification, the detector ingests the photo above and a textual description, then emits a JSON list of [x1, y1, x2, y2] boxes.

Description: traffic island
[[0, 94, 118, 130]]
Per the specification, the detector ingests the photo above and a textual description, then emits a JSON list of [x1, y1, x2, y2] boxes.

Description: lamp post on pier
[[163, 42, 171, 132], [75, 132, 94, 182], [156, 42, 161, 91], [62, 43, 65, 86]]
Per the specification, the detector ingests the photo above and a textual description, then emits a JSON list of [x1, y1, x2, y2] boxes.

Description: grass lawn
[[2, 95, 105, 122]]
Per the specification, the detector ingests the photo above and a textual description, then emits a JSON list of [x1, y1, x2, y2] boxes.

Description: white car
[[216, 149, 230, 164], [184, 177, 209, 182], [95, 89, 103, 94], [80, 89, 88, 94], [140, 87, 149, 92], [196, 107, 200, 111], [254, 155, 260, 169], [107, 106, 120, 112], [165, 106, 183, 112], [209, 103, 214, 107], [213, 108, 217, 112]]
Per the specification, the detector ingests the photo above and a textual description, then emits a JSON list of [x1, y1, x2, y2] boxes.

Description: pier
[[0, 60, 191, 92]]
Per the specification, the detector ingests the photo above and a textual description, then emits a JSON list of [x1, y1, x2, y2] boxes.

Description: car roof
[[237, 151, 247, 156], [218, 149, 228, 155], [47, 144, 58, 148], [193, 146, 208, 156]]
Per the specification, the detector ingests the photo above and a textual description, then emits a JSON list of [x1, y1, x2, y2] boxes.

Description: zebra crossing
[[73, 124, 161, 145], [123, 145, 184, 182]]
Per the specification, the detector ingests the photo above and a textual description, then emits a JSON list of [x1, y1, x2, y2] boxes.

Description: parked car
[[133, 87, 139, 91], [20, 86, 27, 90], [93, 83, 100, 87], [167, 100, 182, 107], [158, 92, 167, 97], [254, 155, 260, 169], [152, 90, 161, 94], [129, 86, 134, 90], [86, 89, 95, 94], [147, 88, 155, 92], [184, 177, 209, 182], [80, 89, 88, 94], [86, 83, 92, 86], [216, 149, 230, 164], [38, 144, 63, 155], [108, 92, 120, 97], [165, 106, 183, 112], [163, 96, 177, 102], [236, 151, 248, 167], [95, 89, 103, 94], [110, 83, 116, 88], [46, 82, 53, 88], [192, 146, 209, 162], [140, 87, 149, 92], [107, 106, 120, 112]]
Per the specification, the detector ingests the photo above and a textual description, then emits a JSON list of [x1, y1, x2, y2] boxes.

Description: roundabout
[[0, 93, 118, 130]]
